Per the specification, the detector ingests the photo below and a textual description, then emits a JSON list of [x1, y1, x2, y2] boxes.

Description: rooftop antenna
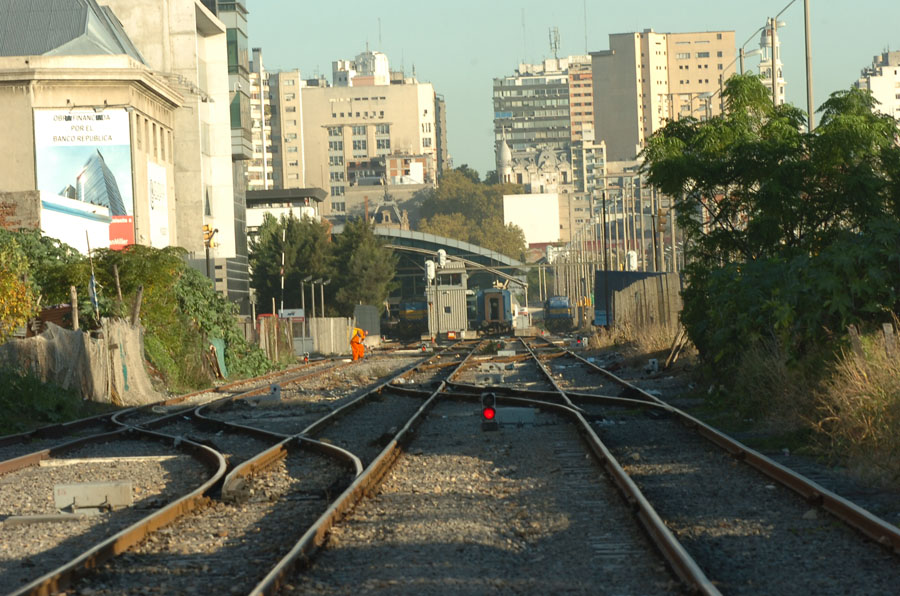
[[549, 26, 560, 60], [521, 8, 527, 63], [583, 0, 588, 53]]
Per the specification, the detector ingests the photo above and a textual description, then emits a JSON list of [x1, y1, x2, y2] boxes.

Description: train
[[474, 288, 514, 334], [543, 295, 575, 332]]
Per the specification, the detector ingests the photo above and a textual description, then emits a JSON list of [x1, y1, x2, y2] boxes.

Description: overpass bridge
[[373, 226, 528, 301]]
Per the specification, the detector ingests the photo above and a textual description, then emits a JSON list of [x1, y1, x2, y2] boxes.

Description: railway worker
[[350, 327, 367, 361]]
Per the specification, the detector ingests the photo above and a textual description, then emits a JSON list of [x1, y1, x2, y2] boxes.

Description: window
[[423, 137, 432, 148], [717, 33, 723, 40], [331, 200, 346, 211], [329, 155, 344, 166], [352, 125, 366, 136], [288, 160, 299, 167], [284, 93, 295, 101], [352, 139, 367, 151], [375, 124, 390, 134], [329, 140, 343, 151], [717, 51, 723, 58], [376, 138, 390, 150], [676, 52, 690, 60], [718, 64, 723, 70], [330, 171, 345, 181], [285, 79, 295, 86], [330, 188, 344, 198], [697, 52, 710, 58], [287, 146, 298, 153], [328, 127, 342, 137]]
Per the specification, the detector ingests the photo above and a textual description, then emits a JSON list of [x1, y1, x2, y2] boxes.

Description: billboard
[[33, 109, 134, 249]]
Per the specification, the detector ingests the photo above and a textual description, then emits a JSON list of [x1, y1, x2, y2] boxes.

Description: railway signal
[[481, 392, 499, 431]]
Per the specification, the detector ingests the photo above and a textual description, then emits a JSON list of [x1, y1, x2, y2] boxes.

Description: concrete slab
[[54, 480, 133, 512]]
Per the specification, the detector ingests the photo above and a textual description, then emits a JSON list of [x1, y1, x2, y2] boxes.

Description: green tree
[[248, 213, 333, 314], [0, 230, 83, 305], [641, 74, 900, 371], [642, 74, 900, 266], [418, 168, 526, 260], [331, 218, 397, 315], [0, 236, 38, 341]]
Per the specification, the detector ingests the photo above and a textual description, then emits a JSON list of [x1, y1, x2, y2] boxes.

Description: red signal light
[[481, 392, 498, 431]]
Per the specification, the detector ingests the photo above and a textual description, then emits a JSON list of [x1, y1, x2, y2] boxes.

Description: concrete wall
[[592, 35, 641, 161], [104, 0, 236, 259]]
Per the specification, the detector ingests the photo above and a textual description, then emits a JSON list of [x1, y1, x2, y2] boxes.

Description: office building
[[492, 56, 590, 157]]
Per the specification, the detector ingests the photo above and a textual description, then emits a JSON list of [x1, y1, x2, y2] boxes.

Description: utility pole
[[771, 17, 778, 108], [804, 0, 814, 131]]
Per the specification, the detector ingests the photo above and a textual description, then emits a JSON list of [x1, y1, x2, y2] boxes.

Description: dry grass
[[814, 333, 900, 486], [720, 341, 823, 441], [589, 322, 683, 358]]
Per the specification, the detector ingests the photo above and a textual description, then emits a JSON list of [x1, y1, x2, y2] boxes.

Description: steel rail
[[438, 391, 721, 596], [0, 359, 332, 454], [246, 340, 484, 595], [552, 342, 900, 556], [10, 428, 227, 596], [217, 343, 462, 501], [517, 337, 583, 411]]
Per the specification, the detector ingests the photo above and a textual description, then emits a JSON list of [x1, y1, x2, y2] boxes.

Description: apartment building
[[854, 51, 900, 121], [247, 50, 442, 219], [591, 29, 735, 161]]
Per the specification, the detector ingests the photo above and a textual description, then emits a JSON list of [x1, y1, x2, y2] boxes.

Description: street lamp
[[302, 275, 313, 322], [311, 278, 322, 319], [320, 279, 330, 318]]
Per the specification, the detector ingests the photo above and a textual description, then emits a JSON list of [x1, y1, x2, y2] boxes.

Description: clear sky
[[248, 1, 900, 178]]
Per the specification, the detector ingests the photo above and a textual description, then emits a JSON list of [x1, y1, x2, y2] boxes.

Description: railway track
[[0, 346, 468, 595], [2, 336, 899, 594], [525, 337, 900, 594], [0, 359, 338, 464]]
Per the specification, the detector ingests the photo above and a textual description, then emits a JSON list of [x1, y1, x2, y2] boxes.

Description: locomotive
[[474, 288, 514, 334], [543, 295, 574, 332]]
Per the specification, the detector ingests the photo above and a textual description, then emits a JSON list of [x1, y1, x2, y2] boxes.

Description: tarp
[[0, 319, 160, 405]]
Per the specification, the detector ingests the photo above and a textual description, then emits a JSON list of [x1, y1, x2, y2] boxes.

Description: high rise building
[[217, 0, 252, 312], [854, 51, 900, 121], [591, 29, 735, 161], [301, 51, 441, 218], [76, 150, 127, 216], [492, 56, 590, 157]]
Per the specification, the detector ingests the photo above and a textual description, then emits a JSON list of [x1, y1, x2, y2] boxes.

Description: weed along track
[[3, 338, 900, 594]]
